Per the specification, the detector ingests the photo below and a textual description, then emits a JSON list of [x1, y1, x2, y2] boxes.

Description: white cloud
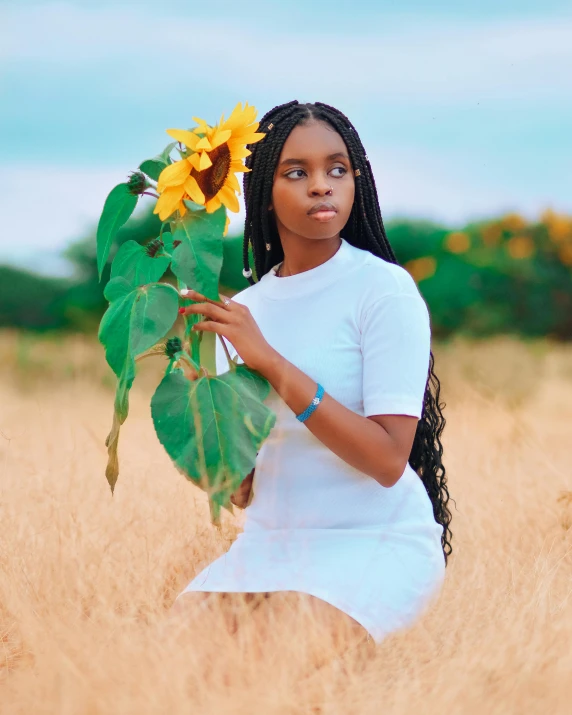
[[2, 4, 571, 103]]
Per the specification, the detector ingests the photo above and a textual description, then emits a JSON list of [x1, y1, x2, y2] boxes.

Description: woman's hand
[[229, 468, 255, 509], [178, 288, 275, 374]]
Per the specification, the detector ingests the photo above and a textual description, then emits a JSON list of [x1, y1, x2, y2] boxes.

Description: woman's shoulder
[[346, 242, 422, 301]]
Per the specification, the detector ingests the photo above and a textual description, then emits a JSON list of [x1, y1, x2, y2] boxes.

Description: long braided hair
[[240, 100, 453, 564]]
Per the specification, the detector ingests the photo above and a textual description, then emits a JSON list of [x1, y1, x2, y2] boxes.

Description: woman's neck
[[276, 236, 342, 278]]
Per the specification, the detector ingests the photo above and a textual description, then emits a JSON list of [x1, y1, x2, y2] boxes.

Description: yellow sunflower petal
[[218, 185, 240, 213], [225, 171, 241, 195], [199, 151, 213, 171], [235, 132, 266, 145], [230, 160, 250, 173], [191, 116, 209, 132], [228, 146, 252, 160], [227, 119, 260, 138], [195, 136, 213, 151], [157, 158, 191, 192], [154, 185, 186, 221], [223, 214, 230, 237], [184, 175, 206, 205], [187, 153, 201, 171], [205, 195, 222, 213], [210, 128, 232, 149], [222, 101, 257, 132], [178, 200, 187, 218], [165, 129, 200, 150]]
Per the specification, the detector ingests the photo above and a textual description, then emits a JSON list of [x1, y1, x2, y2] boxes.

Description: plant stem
[[142, 191, 160, 199], [218, 334, 234, 370], [135, 348, 165, 363]]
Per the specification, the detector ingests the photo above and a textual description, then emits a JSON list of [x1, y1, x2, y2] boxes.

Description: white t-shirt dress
[[177, 237, 445, 644]]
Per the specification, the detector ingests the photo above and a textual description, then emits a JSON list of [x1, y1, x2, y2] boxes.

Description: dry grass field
[[1, 330, 571, 714]]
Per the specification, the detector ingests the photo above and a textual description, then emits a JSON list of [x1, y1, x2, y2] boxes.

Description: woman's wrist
[[254, 346, 284, 379]]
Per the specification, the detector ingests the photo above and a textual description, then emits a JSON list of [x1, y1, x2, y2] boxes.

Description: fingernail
[[180, 288, 190, 296], [178, 307, 185, 314]]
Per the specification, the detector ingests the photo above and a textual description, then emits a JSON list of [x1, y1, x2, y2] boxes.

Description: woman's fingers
[[180, 288, 232, 309], [178, 288, 234, 320], [179, 301, 230, 320]]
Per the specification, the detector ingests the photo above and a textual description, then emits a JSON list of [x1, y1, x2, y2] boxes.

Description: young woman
[[173, 100, 453, 651]]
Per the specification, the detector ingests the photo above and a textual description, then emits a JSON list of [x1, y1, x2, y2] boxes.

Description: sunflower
[[153, 102, 265, 235]]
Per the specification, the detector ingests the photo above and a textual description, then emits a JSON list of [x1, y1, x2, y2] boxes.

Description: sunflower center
[[192, 143, 231, 201]]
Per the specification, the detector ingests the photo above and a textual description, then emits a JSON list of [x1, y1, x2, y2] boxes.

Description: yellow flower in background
[[481, 222, 503, 247], [501, 213, 528, 233], [404, 256, 437, 283], [541, 207, 572, 244], [445, 231, 471, 254], [506, 235, 535, 260], [558, 244, 572, 266], [153, 102, 265, 233]]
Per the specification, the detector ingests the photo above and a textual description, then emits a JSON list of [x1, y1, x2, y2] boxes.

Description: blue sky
[[1, 0, 571, 275]]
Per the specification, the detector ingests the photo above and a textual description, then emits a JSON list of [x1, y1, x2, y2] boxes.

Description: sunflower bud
[[165, 337, 183, 359], [127, 171, 151, 195], [145, 238, 163, 257]]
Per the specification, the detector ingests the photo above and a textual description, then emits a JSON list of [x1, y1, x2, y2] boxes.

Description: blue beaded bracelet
[[296, 383, 325, 423]]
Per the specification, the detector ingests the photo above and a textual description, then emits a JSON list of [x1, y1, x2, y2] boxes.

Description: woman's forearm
[[257, 348, 403, 487]]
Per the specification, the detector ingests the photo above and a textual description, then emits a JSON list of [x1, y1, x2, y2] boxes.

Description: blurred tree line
[[1, 207, 571, 340]]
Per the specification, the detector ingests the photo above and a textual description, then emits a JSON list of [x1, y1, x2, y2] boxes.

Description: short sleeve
[[360, 291, 431, 419]]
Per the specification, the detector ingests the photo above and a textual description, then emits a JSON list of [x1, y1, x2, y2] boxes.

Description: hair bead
[[354, 169, 361, 177], [242, 267, 252, 278]]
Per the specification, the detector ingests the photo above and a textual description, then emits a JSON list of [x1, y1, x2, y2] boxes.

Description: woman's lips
[[308, 210, 337, 222]]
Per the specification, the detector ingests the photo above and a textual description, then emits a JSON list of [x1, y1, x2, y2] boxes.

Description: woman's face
[[270, 121, 355, 241]]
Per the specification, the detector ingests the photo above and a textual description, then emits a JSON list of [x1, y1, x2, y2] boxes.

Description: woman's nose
[[309, 178, 333, 195]]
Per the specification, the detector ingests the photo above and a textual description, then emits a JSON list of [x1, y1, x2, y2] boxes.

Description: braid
[[241, 100, 453, 564]]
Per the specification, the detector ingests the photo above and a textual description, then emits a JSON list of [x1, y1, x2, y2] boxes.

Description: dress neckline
[[258, 237, 353, 300]]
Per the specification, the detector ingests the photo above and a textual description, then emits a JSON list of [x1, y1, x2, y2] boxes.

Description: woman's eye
[[285, 166, 347, 179]]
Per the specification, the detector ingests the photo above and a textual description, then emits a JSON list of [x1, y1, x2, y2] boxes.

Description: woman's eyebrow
[[278, 152, 350, 168]]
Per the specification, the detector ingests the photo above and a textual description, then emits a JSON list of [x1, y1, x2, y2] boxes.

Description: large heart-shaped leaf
[[138, 141, 177, 181], [98, 278, 179, 492], [110, 233, 173, 286], [234, 364, 272, 402], [170, 205, 226, 301], [98, 278, 179, 380], [150, 367, 276, 524], [96, 183, 139, 280]]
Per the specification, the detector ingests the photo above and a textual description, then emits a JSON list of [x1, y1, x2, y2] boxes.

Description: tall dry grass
[[1, 330, 571, 714]]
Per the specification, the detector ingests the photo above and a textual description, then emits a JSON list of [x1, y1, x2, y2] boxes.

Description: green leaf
[[96, 183, 139, 280], [98, 278, 179, 492], [98, 278, 179, 381], [171, 205, 226, 301], [182, 199, 206, 213], [151, 367, 276, 524], [234, 364, 272, 402], [110, 233, 173, 285], [160, 141, 178, 164], [138, 142, 177, 181], [139, 160, 168, 182], [104, 373, 131, 494]]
